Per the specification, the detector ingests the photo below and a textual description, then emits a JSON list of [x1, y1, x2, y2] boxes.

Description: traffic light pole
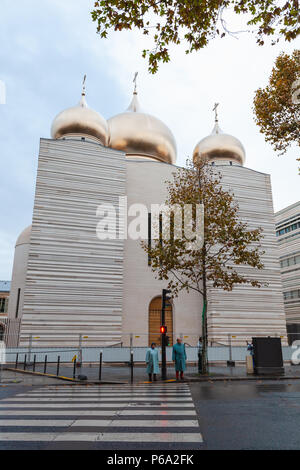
[[161, 289, 171, 381], [161, 308, 167, 381]]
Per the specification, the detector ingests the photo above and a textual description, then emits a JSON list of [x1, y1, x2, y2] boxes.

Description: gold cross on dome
[[213, 102, 219, 122], [82, 74, 87, 95], [133, 72, 138, 93]]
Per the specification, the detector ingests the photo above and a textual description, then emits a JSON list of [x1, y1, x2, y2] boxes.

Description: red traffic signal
[[160, 325, 167, 334]]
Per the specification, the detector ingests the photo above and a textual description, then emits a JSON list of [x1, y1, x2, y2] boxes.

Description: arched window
[[148, 296, 173, 347]]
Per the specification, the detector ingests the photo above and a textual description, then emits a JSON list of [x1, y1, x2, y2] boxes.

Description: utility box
[[246, 355, 254, 374], [252, 337, 284, 376]]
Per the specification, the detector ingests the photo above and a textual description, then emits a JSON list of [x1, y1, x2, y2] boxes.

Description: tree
[[142, 160, 265, 374], [253, 50, 300, 171], [91, 1, 300, 73]]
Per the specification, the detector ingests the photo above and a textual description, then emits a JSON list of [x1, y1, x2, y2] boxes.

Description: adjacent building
[[275, 201, 300, 344], [0, 281, 10, 341], [0, 281, 10, 314]]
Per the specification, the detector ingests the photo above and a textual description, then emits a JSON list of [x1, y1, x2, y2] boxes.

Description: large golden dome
[[108, 92, 177, 164], [51, 89, 108, 145], [193, 121, 246, 166]]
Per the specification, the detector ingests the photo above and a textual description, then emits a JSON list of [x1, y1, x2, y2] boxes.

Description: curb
[[5, 367, 80, 382], [184, 375, 300, 382], [4, 368, 300, 385], [4, 368, 127, 385]]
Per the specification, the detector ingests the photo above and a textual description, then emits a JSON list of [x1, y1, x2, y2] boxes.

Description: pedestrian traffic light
[[160, 325, 167, 334], [165, 335, 170, 346], [162, 289, 172, 309]]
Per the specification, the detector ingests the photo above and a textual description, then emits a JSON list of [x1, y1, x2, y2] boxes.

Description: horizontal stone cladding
[[275, 201, 300, 326], [20, 138, 126, 347], [207, 164, 287, 345]]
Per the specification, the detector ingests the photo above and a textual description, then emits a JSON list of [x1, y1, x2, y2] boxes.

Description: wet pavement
[[1, 377, 300, 449], [3, 362, 300, 384], [190, 380, 300, 449], [0, 382, 203, 450]]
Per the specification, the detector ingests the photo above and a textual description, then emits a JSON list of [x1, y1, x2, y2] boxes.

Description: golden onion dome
[[51, 79, 108, 145], [193, 121, 246, 166], [107, 92, 177, 164]]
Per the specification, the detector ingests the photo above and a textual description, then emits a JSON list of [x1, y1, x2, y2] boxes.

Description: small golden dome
[[108, 92, 177, 164], [193, 122, 246, 166], [51, 85, 108, 145]]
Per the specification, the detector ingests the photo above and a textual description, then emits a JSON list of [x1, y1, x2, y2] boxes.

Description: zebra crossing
[[0, 383, 203, 449]]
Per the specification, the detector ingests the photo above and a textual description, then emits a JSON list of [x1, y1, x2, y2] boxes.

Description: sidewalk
[[3, 363, 300, 385]]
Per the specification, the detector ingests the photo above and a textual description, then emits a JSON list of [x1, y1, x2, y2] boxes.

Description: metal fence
[[2, 333, 299, 383], [1, 330, 299, 367], [4, 344, 297, 364]]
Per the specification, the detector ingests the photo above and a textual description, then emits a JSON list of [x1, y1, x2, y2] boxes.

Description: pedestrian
[[172, 338, 187, 381], [197, 336, 203, 374], [145, 343, 159, 382], [247, 341, 255, 367]]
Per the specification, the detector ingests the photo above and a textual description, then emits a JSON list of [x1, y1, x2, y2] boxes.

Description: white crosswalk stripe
[[0, 384, 203, 447]]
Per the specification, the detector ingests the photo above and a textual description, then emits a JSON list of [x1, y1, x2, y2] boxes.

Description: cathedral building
[[7, 80, 287, 347]]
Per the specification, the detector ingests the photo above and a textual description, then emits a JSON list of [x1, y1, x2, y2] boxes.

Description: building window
[[284, 289, 300, 301], [0, 298, 5, 313], [276, 220, 300, 236], [280, 254, 300, 268]]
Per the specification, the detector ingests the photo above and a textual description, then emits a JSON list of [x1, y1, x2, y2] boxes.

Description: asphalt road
[[190, 380, 300, 450], [0, 380, 300, 450]]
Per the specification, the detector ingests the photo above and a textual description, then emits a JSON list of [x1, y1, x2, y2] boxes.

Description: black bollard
[[44, 355, 47, 374], [24, 354, 27, 371], [33, 355, 36, 372], [130, 351, 134, 385], [73, 358, 76, 379], [99, 352, 103, 381], [56, 356, 60, 376], [15, 353, 19, 369]]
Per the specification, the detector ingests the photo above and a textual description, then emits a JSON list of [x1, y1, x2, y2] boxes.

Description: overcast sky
[[0, 0, 299, 280]]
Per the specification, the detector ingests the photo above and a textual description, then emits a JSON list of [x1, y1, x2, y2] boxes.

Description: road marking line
[[0, 419, 199, 428], [71, 419, 199, 427], [0, 420, 72, 427], [0, 409, 197, 416], [0, 403, 194, 408], [0, 432, 203, 443], [3, 398, 193, 402], [15, 393, 191, 397], [54, 432, 203, 442]]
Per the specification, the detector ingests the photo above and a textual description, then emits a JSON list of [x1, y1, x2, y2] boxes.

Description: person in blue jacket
[[172, 338, 187, 381], [145, 343, 160, 382]]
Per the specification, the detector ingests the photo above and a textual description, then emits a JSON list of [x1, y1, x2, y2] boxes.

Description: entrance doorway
[[148, 296, 173, 347]]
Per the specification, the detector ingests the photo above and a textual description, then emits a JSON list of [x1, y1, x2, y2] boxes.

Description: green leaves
[[253, 49, 300, 171], [91, 1, 300, 73]]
